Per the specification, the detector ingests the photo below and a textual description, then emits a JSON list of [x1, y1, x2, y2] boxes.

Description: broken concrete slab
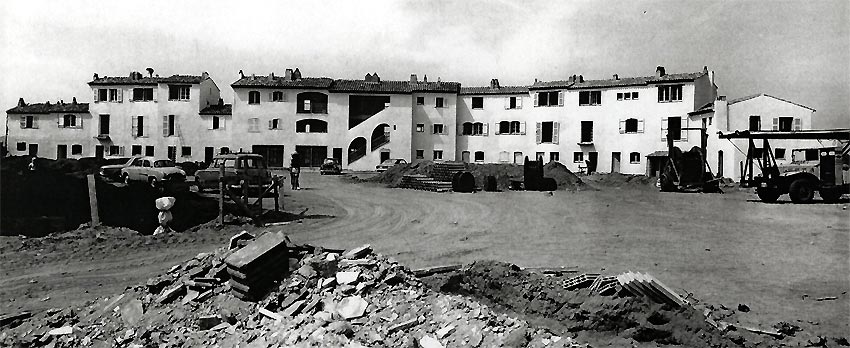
[[342, 244, 372, 259], [198, 315, 222, 330], [48, 326, 73, 336], [336, 271, 360, 285], [419, 335, 444, 348], [336, 296, 368, 319], [120, 299, 144, 325]]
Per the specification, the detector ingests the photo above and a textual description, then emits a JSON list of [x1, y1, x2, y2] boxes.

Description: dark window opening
[[248, 91, 261, 104], [99, 114, 110, 135], [17, 142, 26, 151], [541, 121, 554, 143], [474, 151, 484, 161], [416, 124, 424, 132], [98, 89, 108, 102], [299, 92, 328, 114], [295, 119, 328, 133], [509, 97, 517, 109], [775, 148, 785, 159], [433, 150, 443, 160], [625, 118, 638, 133], [71, 144, 82, 155], [109, 145, 120, 156], [348, 95, 390, 128], [499, 121, 510, 134], [182, 146, 191, 157], [630, 152, 640, 163], [132, 145, 142, 155], [749, 116, 761, 131], [63, 114, 77, 127], [212, 116, 220, 130], [167, 146, 177, 160], [550, 152, 559, 162], [416, 150, 424, 159], [436, 97, 445, 108], [471, 97, 483, 109], [778, 117, 793, 132], [668, 117, 682, 140], [433, 124, 444, 134], [472, 122, 484, 135], [510, 121, 521, 134], [272, 91, 285, 102], [537, 91, 559, 106], [579, 91, 601, 106], [581, 121, 593, 143], [165, 115, 176, 136], [416, 97, 424, 105], [168, 85, 190, 100], [462, 122, 473, 135], [145, 146, 154, 156], [574, 152, 583, 163], [658, 85, 683, 102], [132, 88, 154, 101]]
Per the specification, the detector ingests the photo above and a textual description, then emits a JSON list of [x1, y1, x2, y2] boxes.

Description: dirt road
[[1, 171, 848, 337]]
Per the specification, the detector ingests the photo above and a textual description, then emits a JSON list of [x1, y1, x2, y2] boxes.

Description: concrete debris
[[336, 296, 368, 319], [336, 271, 360, 285], [342, 244, 372, 259], [616, 271, 688, 307], [562, 273, 600, 290], [48, 325, 73, 335], [224, 231, 290, 301], [419, 335, 444, 348]]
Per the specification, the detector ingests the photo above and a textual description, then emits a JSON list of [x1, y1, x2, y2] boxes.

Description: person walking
[[290, 151, 301, 190]]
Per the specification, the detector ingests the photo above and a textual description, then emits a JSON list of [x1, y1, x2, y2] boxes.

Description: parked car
[[376, 158, 408, 172], [320, 158, 342, 175], [194, 153, 272, 193], [121, 157, 187, 188], [98, 156, 139, 181]]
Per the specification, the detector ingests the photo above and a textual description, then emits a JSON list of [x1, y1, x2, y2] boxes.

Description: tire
[[756, 187, 780, 203], [820, 188, 843, 203], [789, 178, 815, 204]]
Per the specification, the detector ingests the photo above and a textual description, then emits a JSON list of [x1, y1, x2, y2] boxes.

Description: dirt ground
[[1, 171, 848, 339]]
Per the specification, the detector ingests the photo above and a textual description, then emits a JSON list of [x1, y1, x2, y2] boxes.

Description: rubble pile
[[0, 231, 586, 348]]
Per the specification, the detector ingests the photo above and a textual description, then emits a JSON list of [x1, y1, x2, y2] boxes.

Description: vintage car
[[195, 153, 272, 193], [98, 156, 139, 181], [120, 157, 187, 187], [376, 158, 408, 172], [320, 158, 342, 175]]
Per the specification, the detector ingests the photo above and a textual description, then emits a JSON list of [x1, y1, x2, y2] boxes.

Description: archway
[[348, 137, 367, 164], [371, 124, 390, 150]]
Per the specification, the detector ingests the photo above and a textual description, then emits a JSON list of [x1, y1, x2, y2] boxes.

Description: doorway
[[57, 145, 67, 159], [587, 152, 598, 173], [252, 145, 285, 167], [95, 145, 104, 158], [333, 148, 343, 162], [205, 147, 215, 164], [611, 152, 621, 173], [28, 143, 38, 157], [380, 150, 390, 163], [717, 150, 724, 177], [295, 145, 327, 167]]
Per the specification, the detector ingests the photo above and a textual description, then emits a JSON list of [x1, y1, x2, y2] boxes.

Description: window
[[777, 117, 794, 132], [181, 146, 192, 157], [17, 142, 26, 151], [433, 124, 444, 134], [462, 122, 473, 135], [269, 118, 282, 130], [667, 117, 682, 141], [249, 118, 261, 132], [505, 96, 521, 109], [474, 151, 484, 162], [416, 124, 425, 132], [61, 114, 77, 128], [580, 121, 593, 143], [167, 146, 177, 160], [550, 152, 559, 162], [220, 147, 230, 155], [108, 145, 121, 156], [248, 91, 261, 104], [212, 116, 221, 130], [657, 85, 683, 102], [573, 152, 583, 163], [20, 115, 38, 129], [749, 116, 761, 131], [630, 152, 640, 164], [435, 97, 445, 108], [99, 114, 110, 135], [471, 97, 483, 109], [511, 121, 523, 134], [632, 92, 639, 99], [498, 121, 510, 134], [132, 145, 142, 155], [295, 119, 328, 133], [472, 122, 485, 136], [168, 85, 190, 100], [433, 150, 443, 160], [537, 121, 558, 144], [616, 92, 639, 101], [145, 146, 154, 156], [98, 89, 108, 102], [499, 151, 510, 162], [71, 144, 82, 155], [621, 118, 643, 134], [297, 92, 328, 114], [805, 149, 818, 161], [416, 97, 424, 105], [536, 91, 561, 107], [416, 150, 424, 159], [163, 115, 176, 136], [617, 93, 623, 101], [579, 91, 602, 106], [132, 88, 154, 101], [108, 89, 120, 102], [272, 91, 285, 102], [534, 152, 543, 162], [132, 116, 146, 138], [775, 148, 786, 159]]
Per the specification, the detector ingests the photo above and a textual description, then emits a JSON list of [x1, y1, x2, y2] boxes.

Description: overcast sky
[[1, 0, 847, 133]]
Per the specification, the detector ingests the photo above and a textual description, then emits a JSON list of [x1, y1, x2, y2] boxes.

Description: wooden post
[[273, 177, 280, 212], [87, 174, 100, 227], [256, 177, 262, 211], [218, 163, 225, 226], [242, 179, 249, 208]]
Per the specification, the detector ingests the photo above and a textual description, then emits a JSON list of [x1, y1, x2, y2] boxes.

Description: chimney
[[285, 69, 293, 80], [423, 75, 428, 83], [269, 72, 275, 79], [146, 67, 154, 77], [17, 98, 25, 107], [60, 100, 64, 105], [293, 68, 301, 80], [703, 66, 708, 74], [534, 78, 538, 83], [437, 77, 441, 82], [365, 73, 373, 81], [72, 97, 77, 105], [656, 66, 666, 77], [238, 70, 244, 78], [613, 74, 619, 80], [45, 101, 50, 106], [410, 74, 417, 83], [490, 79, 500, 89], [372, 72, 380, 82], [578, 75, 584, 83], [201, 71, 209, 80], [251, 74, 256, 81], [92, 73, 99, 80]]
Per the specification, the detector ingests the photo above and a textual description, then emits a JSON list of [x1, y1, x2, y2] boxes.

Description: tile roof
[[200, 104, 232, 115], [231, 76, 334, 89], [531, 71, 707, 90], [7, 102, 89, 114], [330, 80, 461, 94], [728, 93, 815, 111], [88, 74, 206, 86], [459, 86, 529, 95]]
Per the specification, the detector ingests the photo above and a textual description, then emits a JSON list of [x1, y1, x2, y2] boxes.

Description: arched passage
[[348, 137, 367, 164], [371, 123, 390, 150]]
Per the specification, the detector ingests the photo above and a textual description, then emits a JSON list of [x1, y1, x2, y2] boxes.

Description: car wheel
[[756, 187, 780, 203], [789, 178, 814, 204], [123, 173, 131, 185]]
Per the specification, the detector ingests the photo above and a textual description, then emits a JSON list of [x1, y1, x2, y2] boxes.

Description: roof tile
[[200, 104, 232, 115], [7, 102, 89, 114], [89, 74, 206, 86], [460, 86, 529, 95]]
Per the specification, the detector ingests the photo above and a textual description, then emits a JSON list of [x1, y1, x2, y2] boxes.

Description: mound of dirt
[[366, 161, 436, 187], [466, 161, 587, 191], [542, 161, 588, 191], [583, 172, 657, 190]]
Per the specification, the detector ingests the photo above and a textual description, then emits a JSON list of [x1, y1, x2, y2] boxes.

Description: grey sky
[[1, 0, 847, 133]]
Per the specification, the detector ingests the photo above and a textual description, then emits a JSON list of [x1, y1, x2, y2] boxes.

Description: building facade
[[4, 65, 821, 179]]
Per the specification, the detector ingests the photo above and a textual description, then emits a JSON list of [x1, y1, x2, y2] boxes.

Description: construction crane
[[719, 129, 850, 203]]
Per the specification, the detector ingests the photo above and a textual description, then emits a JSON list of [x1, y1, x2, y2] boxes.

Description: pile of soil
[[582, 172, 657, 190], [366, 161, 436, 187]]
